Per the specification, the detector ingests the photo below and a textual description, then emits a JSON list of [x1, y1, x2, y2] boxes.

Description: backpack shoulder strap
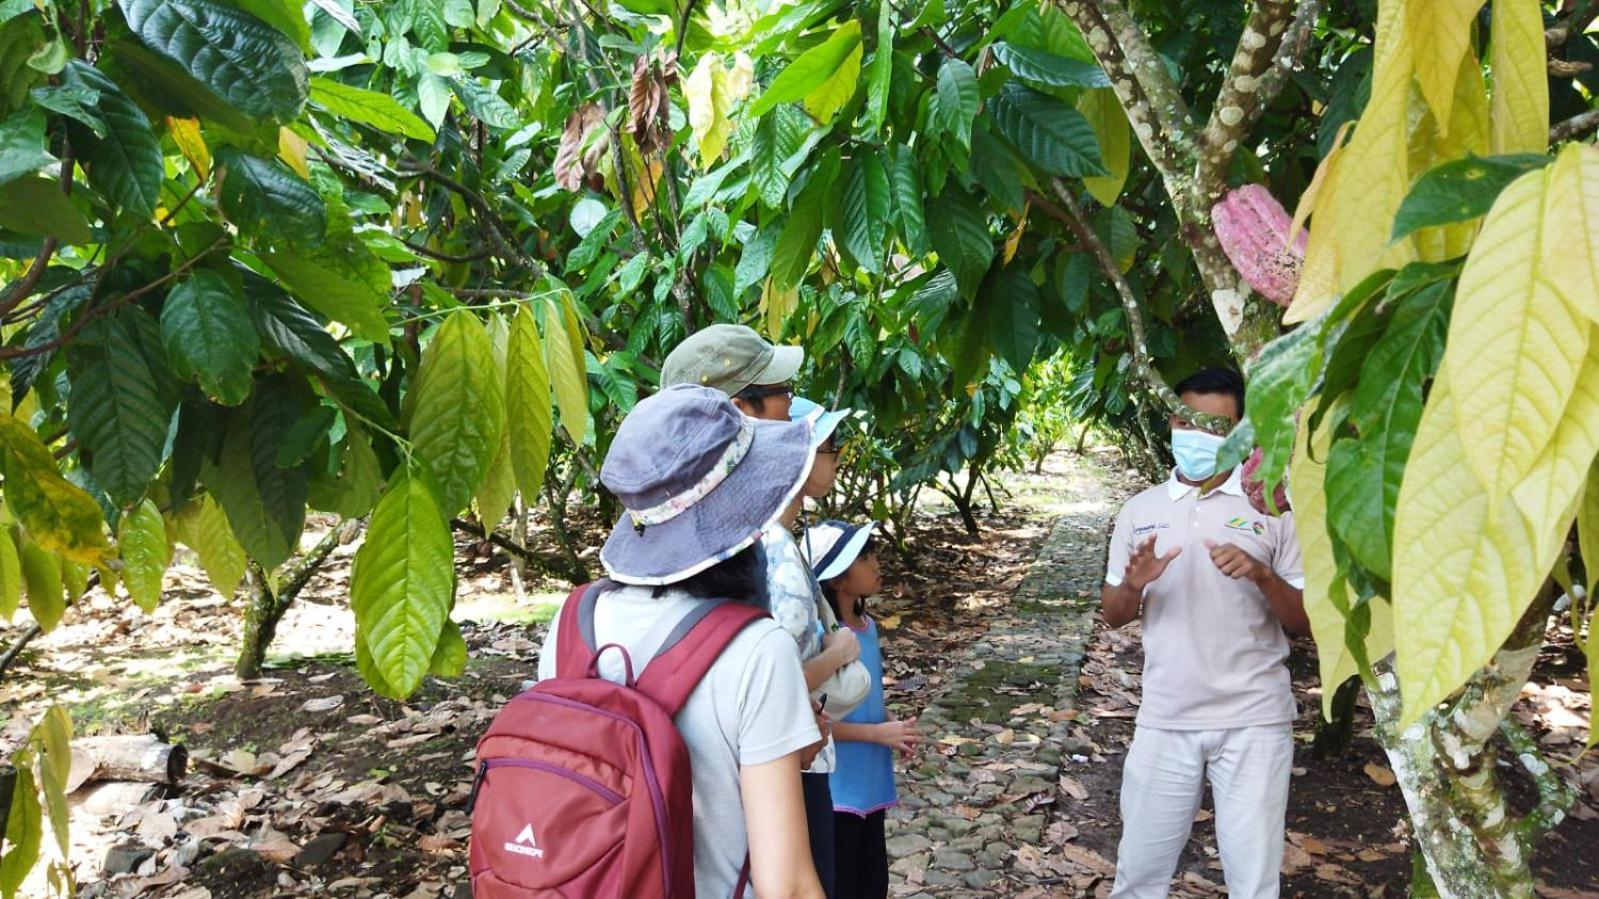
[[634, 601, 768, 716], [553, 581, 607, 678]]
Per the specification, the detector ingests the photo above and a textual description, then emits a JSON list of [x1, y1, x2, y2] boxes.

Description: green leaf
[[216, 147, 326, 245], [27, 83, 107, 137], [275, 404, 337, 468], [220, 0, 311, 51], [751, 104, 821, 208], [506, 304, 553, 501], [891, 146, 928, 255], [748, 20, 862, 117], [474, 314, 516, 523], [864, 1, 893, 135], [993, 41, 1109, 87], [453, 77, 519, 129], [936, 58, 978, 149], [1391, 153, 1552, 241], [307, 424, 381, 519], [926, 187, 994, 296], [0, 176, 90, 244], [246, 280, 393, 428], [162, 270, 260, 406], [203, 383, 309, 570], [60, 60, 165, 217], [0, 12, 46, 116], [0, 417, 112, 566], [32, 705, 71, 859], [407, 310, 504, 516], [429, 617, 467, 677], [986, 266, 1041, 371], [66, 309, 178, 507], [118, 498, 168, 612], [261, 240, 392, 344], [117, 0, 309, 122], [0, 754, 40, 897], [350, 469, 454, 698], [0, 108, 52, 187], [0, 528, 18, 621], [18, 538, 63, 631], [1243, 313, 1328, 496], [309, 76, 435, 141], [987, 82, 1107, 178], [173, 495, 246, 597], [1325, 280, 1454, 582], [840, 150, 892, 274], [771, 172, 828, 291]]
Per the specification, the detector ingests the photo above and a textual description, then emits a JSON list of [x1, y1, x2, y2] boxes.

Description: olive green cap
[[660, 324, 804, 396]]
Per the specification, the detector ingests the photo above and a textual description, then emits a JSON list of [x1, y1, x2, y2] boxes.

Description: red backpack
[[468, 582, 767, 897]]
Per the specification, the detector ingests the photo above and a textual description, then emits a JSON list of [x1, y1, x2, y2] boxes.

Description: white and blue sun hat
[[801, 519, 879, 582], [788, 396, 852, 448]]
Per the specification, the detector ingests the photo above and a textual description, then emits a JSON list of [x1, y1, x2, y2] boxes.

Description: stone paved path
[[883, 458, 1133, 898]]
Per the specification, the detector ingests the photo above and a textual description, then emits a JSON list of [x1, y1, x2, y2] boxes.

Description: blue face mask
[[1171, 428, 1226, 481]]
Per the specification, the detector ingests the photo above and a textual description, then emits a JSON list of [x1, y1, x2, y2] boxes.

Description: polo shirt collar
[[1165, 466, 1246, 501]]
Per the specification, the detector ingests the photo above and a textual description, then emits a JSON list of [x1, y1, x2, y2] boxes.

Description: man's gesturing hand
[[1204, 539, 1267, 582], [1124, 536, 1181, 590]]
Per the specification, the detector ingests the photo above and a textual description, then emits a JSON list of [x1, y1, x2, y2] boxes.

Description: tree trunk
[[1367, 590, 1575, 898], [235, 528, 345, 679]]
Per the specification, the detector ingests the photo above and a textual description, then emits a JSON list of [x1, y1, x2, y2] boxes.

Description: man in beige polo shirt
[[1101, 368, 1308, 899]]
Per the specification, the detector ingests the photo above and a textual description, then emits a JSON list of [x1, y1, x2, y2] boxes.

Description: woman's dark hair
[[653, 541, 770, 609], [818, 535, 877, 616], [1174, 367, 1246, 418]]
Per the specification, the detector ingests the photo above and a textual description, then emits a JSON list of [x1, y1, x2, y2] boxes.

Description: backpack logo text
[[504, 823, 545, 859]]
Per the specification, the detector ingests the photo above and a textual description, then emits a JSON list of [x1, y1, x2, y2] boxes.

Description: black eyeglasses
[[817, 438, 840, 455]]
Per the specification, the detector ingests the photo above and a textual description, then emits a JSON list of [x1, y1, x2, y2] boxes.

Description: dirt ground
[[0, 450, 1595, 898]]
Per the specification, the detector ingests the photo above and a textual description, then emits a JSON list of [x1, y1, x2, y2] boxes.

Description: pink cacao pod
[[1241, 446, 1291, 516], [1211, 184, 1307, 308]]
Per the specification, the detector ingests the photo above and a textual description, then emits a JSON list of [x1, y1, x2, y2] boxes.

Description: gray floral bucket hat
[[599, 384, 815, 585]]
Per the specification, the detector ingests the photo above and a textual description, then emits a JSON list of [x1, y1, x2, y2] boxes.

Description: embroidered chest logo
[[1225, 516, 1266, 536], [505, 823, 545, 859]]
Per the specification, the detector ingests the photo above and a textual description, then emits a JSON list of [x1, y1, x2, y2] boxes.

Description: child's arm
[[834, 718, 921, 754]]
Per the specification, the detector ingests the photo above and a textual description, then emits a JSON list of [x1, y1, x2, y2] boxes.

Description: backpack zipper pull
[[465, 760, 488, 813]]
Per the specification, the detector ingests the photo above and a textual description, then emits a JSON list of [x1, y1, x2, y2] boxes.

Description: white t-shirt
[[537, 585, 820, 898], [1104, 468, 1305, 730]]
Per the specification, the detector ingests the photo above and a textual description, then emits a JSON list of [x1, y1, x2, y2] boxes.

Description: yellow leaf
[[803, 42, 863, 125], [1413, 49, 1491, 262], [1327, 0, 1415, 291], [278, 127, 310, 179], [1003, 202, 1029, 265], [1285, 131, 1350, 324], [686, 53, 738, 169], [1445, 156, 1589, 496], [875, 613, 902, 630], [1389, 368, 1596, 724], [1579, 462, 1599, 598], [1490, 0, 1549, 154], [544, 295, 589, 446], [475, 314, 517, 524], [759, 278, 798, 342], [167, 116, 209, 179], [1079, 88, 1129, 206], [1404, 0, 1484, 136], [118, 499, 168, 613], [1546, 144, 1599, 323]]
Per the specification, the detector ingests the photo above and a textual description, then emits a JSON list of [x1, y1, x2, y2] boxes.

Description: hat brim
[[809, 408, 850, 447], [754, 344, 803, 386], [813, 521, 878, 581], [600, 417, 815, 586]]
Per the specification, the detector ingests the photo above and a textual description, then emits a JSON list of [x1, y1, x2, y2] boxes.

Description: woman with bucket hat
[[535, 384, 827, 899]]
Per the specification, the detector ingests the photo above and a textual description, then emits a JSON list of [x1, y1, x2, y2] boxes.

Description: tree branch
[[399, 162, 546, 274], [401, 239, 495, 263], [1034, 183, 1230, 432], [1197, 0, 1311, 205], [1551, 108, 1599, 144]]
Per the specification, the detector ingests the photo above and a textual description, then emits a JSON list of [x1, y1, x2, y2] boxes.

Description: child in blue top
[[802, 520, 923, 899]]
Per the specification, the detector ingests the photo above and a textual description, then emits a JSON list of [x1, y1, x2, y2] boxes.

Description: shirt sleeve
[[536, 617, 559, 682], [735, 626, 823, 767], [1274, 511, 1306, 589], [1104, 504, 1132, 586]]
